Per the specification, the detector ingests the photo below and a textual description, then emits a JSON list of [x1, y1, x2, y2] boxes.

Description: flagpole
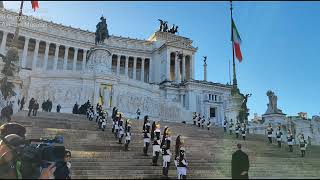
[[230, 1, 238, 88], [12, 0, 24, 46], [229, 59, 231, 85]]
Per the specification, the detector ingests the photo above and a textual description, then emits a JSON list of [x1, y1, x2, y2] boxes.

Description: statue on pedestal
[[265, 90, 283, 114], [95, 16, 109, 45], [237, 93, 252, 124]]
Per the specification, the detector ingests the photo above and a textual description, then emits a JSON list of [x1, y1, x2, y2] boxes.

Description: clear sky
[[4, 1, 320, 119]]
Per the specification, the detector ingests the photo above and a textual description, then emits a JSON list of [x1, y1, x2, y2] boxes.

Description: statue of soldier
[[95, 16, 110, 45]]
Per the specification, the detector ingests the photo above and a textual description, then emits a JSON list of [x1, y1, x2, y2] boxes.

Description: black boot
[[182, 175, 187, 179]]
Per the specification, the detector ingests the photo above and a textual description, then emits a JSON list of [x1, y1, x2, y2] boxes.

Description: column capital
[[35, 39, 40, 43], [2, 31, 8, 35], [45, 41, 51, 47], [55, 43, 61, 48], [24, 37, 30, 41]]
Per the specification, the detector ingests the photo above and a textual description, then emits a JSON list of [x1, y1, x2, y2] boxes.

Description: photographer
[[1, 123, 71, 179]]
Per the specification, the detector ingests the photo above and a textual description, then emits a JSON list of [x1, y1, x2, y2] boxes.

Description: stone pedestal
[[262, 113, 286, 127]]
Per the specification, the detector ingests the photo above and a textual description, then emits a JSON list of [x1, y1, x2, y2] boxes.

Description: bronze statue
[[173, 26, 178, 34], [158, 19, 164, 32], [95, 16, 109, 45], [203, 56, 207, 65], [158, 19, 178, 34], [237, 93, 252, 123]]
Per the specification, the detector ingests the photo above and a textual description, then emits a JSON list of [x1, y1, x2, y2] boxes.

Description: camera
[[13, 135, 70, 179]]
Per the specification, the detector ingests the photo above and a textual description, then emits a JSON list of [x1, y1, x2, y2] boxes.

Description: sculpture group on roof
[[158, 19, 178, 34]]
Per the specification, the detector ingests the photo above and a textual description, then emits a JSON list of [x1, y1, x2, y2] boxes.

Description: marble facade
[[0, 8, 240, 125]]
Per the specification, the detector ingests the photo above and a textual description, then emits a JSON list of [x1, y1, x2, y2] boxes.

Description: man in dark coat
[[28, 98, 35, 117], [72, 102, 79, 114], [57, 104, 61, 113], [232, 143, 249, 179], [20, 97, 25, 111]]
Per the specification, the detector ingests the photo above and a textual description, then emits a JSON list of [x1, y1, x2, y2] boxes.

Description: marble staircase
[[10, 111, 320, 179]]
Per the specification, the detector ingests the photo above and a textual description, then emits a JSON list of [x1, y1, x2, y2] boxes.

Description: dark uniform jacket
[[232, 150, 249, 179]]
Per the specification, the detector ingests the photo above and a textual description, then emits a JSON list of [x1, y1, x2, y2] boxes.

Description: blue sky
[[4, 1, 320, 119]]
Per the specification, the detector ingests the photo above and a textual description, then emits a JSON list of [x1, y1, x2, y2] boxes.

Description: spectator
[[33, 100, 39, 116], [28, 98, 35, 117], [57, 104, 61, 113], [20, 96, 25, 111], [231, 143, 249, 179]]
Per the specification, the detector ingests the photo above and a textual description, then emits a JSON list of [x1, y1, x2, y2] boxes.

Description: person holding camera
[[1, 123, 71, 179]]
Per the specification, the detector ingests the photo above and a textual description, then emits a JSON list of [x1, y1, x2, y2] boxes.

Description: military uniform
[[201, 116, 205, 129], [192, 112, 197, 125], [287, 131, 294, 152], [143, 120, 151, 156], [162, 128, 172, 177], [152, 123, 161, 166], [124, 120, 132, 151], [175, 146, 188, 179], [223, 119, 228, 132], [114, 114, 120, 138], [197, 114, 201, 127], [207, 118, 212, 131], [276, 127, 283, 148], [266, 125, 273, 144], [241, 123, 246, 141], [299, 134, 307, 157], [118, 116, 125, 144], [229, 120, 234, 135], [235, 122, 240, 139]]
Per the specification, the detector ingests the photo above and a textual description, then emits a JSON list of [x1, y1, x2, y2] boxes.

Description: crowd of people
[[223, 116, 309, 158], [26, 98, 55, 117], [141, 115, 188, 179], [265, 123, 308, 157], [84, 103, 188, 179], [192, 112, 214, 131]]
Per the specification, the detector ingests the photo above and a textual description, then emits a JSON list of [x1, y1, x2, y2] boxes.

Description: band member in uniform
[[299, 133, 307, 157], [192, 112, 197, 125], [197, 113, 201, 127], [114, 113, 120, 138], [201, 116, 205, 129], [101, 114, 107, 131], [118, 114, 125, 144], [275, 125, 283, 148], [152, 122, 161, 166], [235, 121, 240, 139], [175, 135, 182, 159], [151, 121, 156, 141], [223, 118, 228, 133], [266, 123, 273, 144], [241, 123, 246, 141], [175, 145, 188, 179], [287, 129, 294, 152], [229, 119, 234, 135], [143, 118, 151, 156], [162, 128, 172, 178], [124, 119, 132, 151], [207, 118, 212, 131]]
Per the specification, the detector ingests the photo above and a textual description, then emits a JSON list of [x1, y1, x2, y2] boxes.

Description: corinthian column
[[53, 44, 60, 70], [72, 48, 78, 71], [63, 46, 69, 70], [32, 39, 40, 70], [43, 42, 50, 70], [133, 57, 137, 80], [141, 58, 145, 82], [82, 49, 87, 71], [21, 37, 30, 68]]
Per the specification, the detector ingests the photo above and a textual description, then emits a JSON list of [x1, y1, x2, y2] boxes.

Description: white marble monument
[[0, 8, 241, 125]]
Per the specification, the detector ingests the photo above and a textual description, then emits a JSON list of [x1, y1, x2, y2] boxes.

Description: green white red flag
[[31, 1, 39, 11], [231, 18, 243, 62]]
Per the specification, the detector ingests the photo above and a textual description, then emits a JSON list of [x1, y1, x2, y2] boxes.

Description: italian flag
[[31, 1, 39, 11], [231, 18, 243, 62]]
